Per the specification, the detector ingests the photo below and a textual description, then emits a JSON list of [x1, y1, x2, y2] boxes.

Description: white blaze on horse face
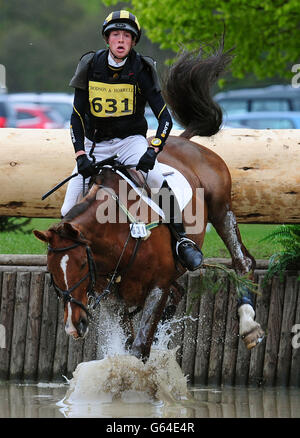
[[60, 254, 77, 336], [65, 303, 77, 336], [60, 254, 69, 289]]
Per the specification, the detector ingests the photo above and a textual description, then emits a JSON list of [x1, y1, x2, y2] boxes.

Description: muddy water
[[0, 380, 299, 418], [1, 307, 299, 419]]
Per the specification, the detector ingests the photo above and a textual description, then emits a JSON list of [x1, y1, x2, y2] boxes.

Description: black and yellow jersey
[[69, 49, 172, 152]]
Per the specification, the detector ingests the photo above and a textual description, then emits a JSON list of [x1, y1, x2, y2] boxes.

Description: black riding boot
[[169, 221, 203, 271], [156, 181, 203, 271]]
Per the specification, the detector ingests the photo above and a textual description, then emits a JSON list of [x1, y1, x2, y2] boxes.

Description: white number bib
[[130, 223, 148, 239]]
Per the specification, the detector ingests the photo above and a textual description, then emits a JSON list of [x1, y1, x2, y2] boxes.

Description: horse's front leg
[[131, 287, 168, 362], [212, 208, 265, 349]]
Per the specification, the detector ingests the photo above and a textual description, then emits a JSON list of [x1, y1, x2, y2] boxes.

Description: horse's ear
[[62, 222, 81, 239], [33, 229, 51, 243]]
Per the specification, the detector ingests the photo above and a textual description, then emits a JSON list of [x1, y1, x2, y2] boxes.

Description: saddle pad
[[158, 162, 193, 211], [116, 162, 192, 220]]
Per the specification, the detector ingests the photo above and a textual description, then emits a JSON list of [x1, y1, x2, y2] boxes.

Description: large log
[[0, 128, 299, 222], [190, 129, 300, 223], [0, 129, 74, 218]]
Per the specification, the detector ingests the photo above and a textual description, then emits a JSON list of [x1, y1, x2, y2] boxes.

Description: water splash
[[58, 303, 198, 417], [153, 314, 198, 351], [96, 303, 129, 358]]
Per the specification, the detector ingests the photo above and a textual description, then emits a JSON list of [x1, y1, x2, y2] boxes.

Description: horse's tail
[[162, 39, 234, 139]]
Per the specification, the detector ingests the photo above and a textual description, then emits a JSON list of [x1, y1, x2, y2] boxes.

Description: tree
[[0, 217, 31, 233], [0, 0, 172, 92], [103, 0, 300, 81], [0, 0, 90, 92]]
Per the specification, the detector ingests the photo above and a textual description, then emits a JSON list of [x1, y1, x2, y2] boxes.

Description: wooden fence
[[0, 255, 299, 387]]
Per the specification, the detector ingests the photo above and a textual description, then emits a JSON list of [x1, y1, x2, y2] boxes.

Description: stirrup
[[175, 237, 203, 271], [175, 237, 198, 256]]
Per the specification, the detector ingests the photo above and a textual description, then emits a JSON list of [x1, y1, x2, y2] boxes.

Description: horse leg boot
[[156, 181, 203, 271], [237, 286, 264, 349]]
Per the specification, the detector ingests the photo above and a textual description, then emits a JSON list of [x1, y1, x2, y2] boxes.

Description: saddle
[[110, 160, 193, 219], [92, 159, 196, 272]]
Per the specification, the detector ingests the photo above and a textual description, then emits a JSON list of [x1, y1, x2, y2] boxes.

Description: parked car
[[0, 94, 17, 127], [214, 85, 300, 115], [222, 111, 300, 129], [13, 103, 65, 129], [145, 106, 183, 130], [8, 92, 73, 127], [145, 113, 183, 130]]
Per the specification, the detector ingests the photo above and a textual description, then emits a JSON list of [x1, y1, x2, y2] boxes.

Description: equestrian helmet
[[102, 10, 141, 43]]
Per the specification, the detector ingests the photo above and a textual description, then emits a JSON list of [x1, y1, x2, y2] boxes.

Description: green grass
[[0, 218, 281, 259], [0, 218, 59, 255], [202, 224, 281, 259]]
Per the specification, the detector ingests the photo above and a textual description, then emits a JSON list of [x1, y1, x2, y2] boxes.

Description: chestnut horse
[[34, 44, 264, 361]]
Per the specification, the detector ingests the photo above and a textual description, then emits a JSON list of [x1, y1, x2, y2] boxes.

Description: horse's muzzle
[[65, 312, 89, 339], [76, 317, 89, 338]]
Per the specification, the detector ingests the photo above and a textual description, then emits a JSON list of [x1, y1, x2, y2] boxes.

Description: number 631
[[91, 97, 131, 115]]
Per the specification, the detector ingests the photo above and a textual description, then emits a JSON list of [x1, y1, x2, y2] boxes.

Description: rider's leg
[[154, 180, 203, 271], [61, 137, 122, 217], [61, 169, 88, 217]]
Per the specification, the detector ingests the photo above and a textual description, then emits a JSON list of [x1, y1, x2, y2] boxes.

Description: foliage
[[0, 0, 172, 92], [204, 262, 258, 293], [187, 262, 259, 313], [0, 217, 32, 234], [103, 0, 300, 81], [261, 224, 300, 285], [0, 0, 91, 92]]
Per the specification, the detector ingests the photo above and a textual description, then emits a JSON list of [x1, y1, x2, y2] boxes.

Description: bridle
[[47, 166, 150, 321], [48, 241, 97, 318], [47, 231, 140, 320]]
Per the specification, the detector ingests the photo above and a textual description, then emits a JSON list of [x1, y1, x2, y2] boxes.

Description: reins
[[47, 159, 153, 319], [91, 172, 149, 309]]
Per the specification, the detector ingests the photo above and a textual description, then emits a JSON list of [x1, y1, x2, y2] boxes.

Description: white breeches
[[61, 135, 165, 217]]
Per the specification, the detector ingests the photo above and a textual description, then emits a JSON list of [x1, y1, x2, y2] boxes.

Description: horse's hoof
[[242, 326, 265, 349], [131, 345, 142, 359], [131, 346, 149, 363]]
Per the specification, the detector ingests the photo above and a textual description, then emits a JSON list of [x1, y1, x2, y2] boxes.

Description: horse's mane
[[49, 221, 89, 245], [47, 185, 100, 243], [58, 166, 135, 229], [62, 194, 97, 222], [61, 172, 109, 223]]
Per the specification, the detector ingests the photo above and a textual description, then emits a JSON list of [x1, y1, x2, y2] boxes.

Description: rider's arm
[[138, 68, 173, 151], [70, 88, 88, 157]]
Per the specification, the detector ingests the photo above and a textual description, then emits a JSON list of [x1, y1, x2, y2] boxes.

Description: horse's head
[[33, 222, 96, 339]]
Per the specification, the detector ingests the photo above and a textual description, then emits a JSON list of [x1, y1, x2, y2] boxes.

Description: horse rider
[[61, 10, 203, 271]]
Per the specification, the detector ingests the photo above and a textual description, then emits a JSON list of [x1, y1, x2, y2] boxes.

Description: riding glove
[[76, 154, 95, 178], [136, 147, 158, 173]]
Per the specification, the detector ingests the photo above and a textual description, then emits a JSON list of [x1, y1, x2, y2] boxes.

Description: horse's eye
[[81, 261, 87, 269]]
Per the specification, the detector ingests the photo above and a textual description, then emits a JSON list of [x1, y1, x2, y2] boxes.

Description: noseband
[[48, 241, 97, 318]]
